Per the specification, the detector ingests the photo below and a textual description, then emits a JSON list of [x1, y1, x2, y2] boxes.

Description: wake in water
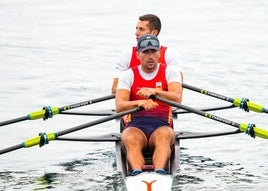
[[0, 146, 267, 190], [0, 148, 126, 191], [172, 147, 267, 191]]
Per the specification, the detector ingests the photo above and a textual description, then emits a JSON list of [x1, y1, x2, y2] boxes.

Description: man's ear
[[157, 50, 160, 59], [136, 51, 140, 60], [151, 30, 159, 36]]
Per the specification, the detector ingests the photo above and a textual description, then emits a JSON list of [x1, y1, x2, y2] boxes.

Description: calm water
[[0, 0, 267, 190]]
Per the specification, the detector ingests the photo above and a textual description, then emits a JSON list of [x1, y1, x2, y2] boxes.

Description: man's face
[[137, 49, 160, 73], [135, 20, 153, 41]]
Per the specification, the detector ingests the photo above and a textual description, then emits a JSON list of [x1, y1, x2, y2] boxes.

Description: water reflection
[[35, 173, 59, 190], [171, 147, 263, 190], [0, 171, 60, 190], [57, 149, 127, 191]]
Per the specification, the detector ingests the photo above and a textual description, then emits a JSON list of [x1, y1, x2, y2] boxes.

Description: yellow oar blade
[[0, 94, 115, 127], [247, 102, 268, 113], [233, 98, 267, 113], [239, 124, 268, 139], [28, 107, 59, 120], [183, 83, 268, 114], [23, 133, 57, 148], [0, 106, 144, 155]]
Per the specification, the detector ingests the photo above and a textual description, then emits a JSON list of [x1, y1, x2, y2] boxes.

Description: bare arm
[[111, 78, 118, 94], [112, 49, 133, 94], [116, 89, 158, 112], [137, 82, 183, 103]]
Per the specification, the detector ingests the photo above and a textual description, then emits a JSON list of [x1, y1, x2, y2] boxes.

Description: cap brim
[[138, 46, 159, 52]]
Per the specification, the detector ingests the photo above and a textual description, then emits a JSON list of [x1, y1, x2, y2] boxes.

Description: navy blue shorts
[[127, 117, 170, 138]]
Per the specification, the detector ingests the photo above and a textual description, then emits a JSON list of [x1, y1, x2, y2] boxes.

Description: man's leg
[[149, 126, 175, 170], [121, 127, 148, 171]]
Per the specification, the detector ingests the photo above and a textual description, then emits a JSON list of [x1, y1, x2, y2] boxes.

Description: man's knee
[[155, 127, 175, 138], [150, 127, 175, 146], [122, 127, 147, 148]]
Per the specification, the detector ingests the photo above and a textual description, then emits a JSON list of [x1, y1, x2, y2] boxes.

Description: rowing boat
[[0, 86, 267, 190], [115, 135, 176, 191], [56, 128, 241, 191], [124, 172, 173, 191], [112, 116, 243, 191], [116, 144, 176, 190], [114, 128, 241, 191]]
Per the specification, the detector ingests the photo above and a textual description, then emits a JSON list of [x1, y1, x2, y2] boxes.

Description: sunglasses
[[138, 39, 159, 49]]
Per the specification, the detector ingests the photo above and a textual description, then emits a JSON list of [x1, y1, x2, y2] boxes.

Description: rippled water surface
[[0, 0, 267, 190]]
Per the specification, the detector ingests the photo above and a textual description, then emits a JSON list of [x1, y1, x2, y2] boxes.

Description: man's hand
[[137, 88, 156, 99], [138, 99, 158, 110]]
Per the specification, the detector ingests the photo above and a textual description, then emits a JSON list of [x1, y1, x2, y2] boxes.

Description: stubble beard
[[142, 61, 157, 73]]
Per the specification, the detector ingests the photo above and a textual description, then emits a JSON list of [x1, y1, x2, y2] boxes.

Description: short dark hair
[[139, 14, 161, 36]]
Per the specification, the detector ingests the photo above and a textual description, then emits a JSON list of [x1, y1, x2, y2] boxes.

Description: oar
[[172, 104, 235, 114], [0, 106, 143, 155], [149, 95, 268, 139], [59, 104, 235, 117], [182, 83, 268, 114], [56, 129, 241, 142], [0, 94, 115, 127]]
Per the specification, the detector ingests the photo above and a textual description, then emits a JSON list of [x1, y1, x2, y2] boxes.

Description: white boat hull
[[125, 172, 172, 191]]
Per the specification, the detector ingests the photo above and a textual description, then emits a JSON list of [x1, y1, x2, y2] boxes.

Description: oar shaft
[[172, 104, 235, 115], [150, 95, 268, 139], [57, 107, 141, 136], [0, 143, 24, 155], [183, 83, 268, 114], [0, 106, 143, 155], [154, 95, 240, 128], [0, 94, 115, 127], [182, 83, 234, 102], [0, 116, 28, 127], [0, 133, 57, 155], [58, 94, 115, 112], [60, 105, 235, 116]]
